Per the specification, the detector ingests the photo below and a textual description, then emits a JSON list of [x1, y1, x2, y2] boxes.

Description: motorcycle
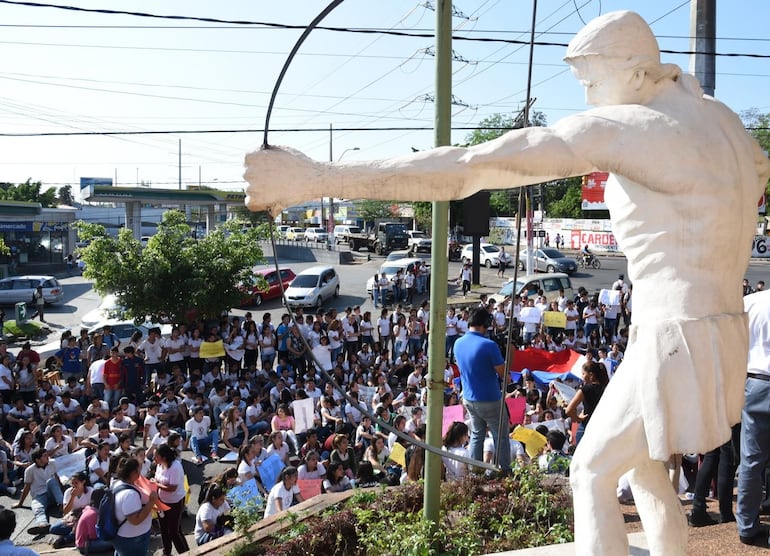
[[577, 252, 601, 270]]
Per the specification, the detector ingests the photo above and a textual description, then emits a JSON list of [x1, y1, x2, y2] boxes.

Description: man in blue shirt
[[0, 509, 37, 555], [55, 337, 81, 379], [453, 307, 510, 472]]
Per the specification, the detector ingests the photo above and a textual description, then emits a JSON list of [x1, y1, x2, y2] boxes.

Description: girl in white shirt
[[113, 459, 158, 556], [152, 444, 189, 554], [195, 485, 232, 546], [441, 421, 470, 482]]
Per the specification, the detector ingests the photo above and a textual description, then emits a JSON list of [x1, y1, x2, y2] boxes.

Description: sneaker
[[210, 452, 219, 461], [5, 486, 16, 497], [191, 456, 201, 465], [52, 537, 71, 549], [28, 523, 49, 535]]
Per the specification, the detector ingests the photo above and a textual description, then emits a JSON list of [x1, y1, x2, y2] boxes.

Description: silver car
[[518, 248, 578, 275], [284, 265, 340, 308], [0, 275, 64, 305]]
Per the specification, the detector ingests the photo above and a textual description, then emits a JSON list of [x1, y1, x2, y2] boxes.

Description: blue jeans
[[104, 388, 122, 410], [113, 530, 151, 556], [737, 376, 770, 538], [50, 521, 74, 544], [373, 289, 381, 307], [445, 335, 458, 357], [78, 539, 114, 553], [90, 382, 104, 401], [464, 399, 511, 471], [31, 477, 64, 525], [247, 421, 269, 436], [191, 431, 220, 458]]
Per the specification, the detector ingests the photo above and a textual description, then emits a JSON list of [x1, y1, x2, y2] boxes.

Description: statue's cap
[[565, 11, 660, 67]]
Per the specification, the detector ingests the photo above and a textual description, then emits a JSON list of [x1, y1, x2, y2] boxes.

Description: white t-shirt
[[245, 404, 263, 426], [44, 435, 71, 458], [442, 445, 469, 481], [139, 338, 163, 364], [264, 481, 300, 519], [237, 459, 255, 482], [195, 500, 231, 538], [63, 486, 93, 512], [297, 462, 326, 481], [155, 459, 186, 504], [114, 481, 152, 537], [144, 415, 159, 440], [88, 359, 105, 384], [88, 456, 108, 485], [164, 337, 187, 363], [0, 365, 12, 391], [185, 416, 212, 440], [75, 423, 99, 442]]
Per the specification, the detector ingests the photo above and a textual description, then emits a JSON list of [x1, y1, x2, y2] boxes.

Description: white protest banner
[[358, 385, 377, 408], [52, 450, 86, 484], [598, 288, 621, 307], [293, 397, 315, 434]]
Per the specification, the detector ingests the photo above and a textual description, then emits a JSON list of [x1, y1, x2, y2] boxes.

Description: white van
[[284, 265, 340, 308], [498, 273, 573, 303], [333, 225, 361, 245]]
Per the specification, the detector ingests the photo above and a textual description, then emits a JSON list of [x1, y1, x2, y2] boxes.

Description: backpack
[[96, 483, 138, 541]]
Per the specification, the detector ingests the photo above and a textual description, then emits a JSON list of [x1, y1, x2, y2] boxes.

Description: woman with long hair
[[442, 421, 470, 481], [566, 361, 610, 445], [152, 444, 189, 555], [322, 461, 352, 493], [221, 407, 248, 451], [243, 320, 259, 371], [259, 325, 277, 371], [236, 443, 256, 484], [263, 466, 303, 519], [195, 485, 232, 546], [49, 471, 93, 548]]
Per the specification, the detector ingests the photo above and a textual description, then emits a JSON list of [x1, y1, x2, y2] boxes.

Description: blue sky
[[0, 0, 768, 194]]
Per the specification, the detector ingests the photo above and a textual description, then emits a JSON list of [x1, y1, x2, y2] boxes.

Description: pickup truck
[[406, 230, 432, 253], [348, 221, 409, 255]]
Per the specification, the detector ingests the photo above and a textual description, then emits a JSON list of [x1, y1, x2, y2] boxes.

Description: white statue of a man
[[245, 11, 770, 555]]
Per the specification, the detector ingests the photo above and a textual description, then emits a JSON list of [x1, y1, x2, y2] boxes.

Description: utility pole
[[423, 0, 451, 528], [523, 0, 538, 273], [689, 0, 716, 96], [178, 139, 182, 190]]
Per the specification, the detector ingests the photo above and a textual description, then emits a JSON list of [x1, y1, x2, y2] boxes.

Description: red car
[[240, 267, 296, 307]]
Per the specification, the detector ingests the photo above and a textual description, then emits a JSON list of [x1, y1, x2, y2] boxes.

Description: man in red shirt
[[102, 347, 123, 410]]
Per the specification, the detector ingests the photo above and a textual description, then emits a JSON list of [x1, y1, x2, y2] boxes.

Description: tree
[[56, 185, 75, 206], [75, 210, 266, 322], [354, 200, 395, 227], [741, 109, 770, 201], [545, 177, 584, 218], [0, 179, 57, 207]]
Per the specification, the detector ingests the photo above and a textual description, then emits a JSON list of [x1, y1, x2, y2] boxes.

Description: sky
[[0, 0, 768, 197]]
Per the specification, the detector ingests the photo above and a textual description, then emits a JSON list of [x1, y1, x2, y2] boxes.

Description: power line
[[0, 1, 767, 59]]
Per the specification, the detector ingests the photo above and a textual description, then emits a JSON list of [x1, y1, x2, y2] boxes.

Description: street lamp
[[326, 147, 359, 236]]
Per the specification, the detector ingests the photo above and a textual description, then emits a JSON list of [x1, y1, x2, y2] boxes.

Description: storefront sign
[[0, 222, 68, 232]]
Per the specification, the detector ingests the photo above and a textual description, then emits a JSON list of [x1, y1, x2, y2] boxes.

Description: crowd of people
[[2, 269, 763, 553]]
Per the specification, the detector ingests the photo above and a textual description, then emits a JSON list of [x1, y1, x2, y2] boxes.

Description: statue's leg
[[627, 459, 688, 556], [570, 372, 645, 556]]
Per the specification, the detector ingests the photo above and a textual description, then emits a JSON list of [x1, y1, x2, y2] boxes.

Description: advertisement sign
[[569, 229, 619, 252], [581, 172, 609, 210], [752, 235, 770, 258]]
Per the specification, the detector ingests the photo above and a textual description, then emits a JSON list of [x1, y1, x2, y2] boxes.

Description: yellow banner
[[199, 339, 225, 359], [543, 311, 567, 329]]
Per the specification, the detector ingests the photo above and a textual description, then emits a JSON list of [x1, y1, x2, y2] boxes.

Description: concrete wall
[[268, 243, 355, 265]]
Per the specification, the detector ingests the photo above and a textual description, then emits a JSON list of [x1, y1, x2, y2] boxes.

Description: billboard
[[581, 172, 609, 211]]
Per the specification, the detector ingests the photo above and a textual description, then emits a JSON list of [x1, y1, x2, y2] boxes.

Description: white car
[[285, 227, 305, 241], [284, 266, 340, 308], [304, 228, 329, 243], [80, 294, 127, 328], [0, 275, 64, 305], [406, 230, 432, 253], [460, 243, 506, 268], [366, 258, 430, 297]]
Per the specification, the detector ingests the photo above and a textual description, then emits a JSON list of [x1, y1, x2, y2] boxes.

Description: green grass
[[4, 319, 43, 338]]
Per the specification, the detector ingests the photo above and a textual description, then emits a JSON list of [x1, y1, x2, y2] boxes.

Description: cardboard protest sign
[[220, 451, 238, 463], [258, 454, 285, 491], [442, 405, 465, 436], [598, 288, 621, 307], [543, 311, 567, 329], [511, 426, 547, 459], [526, 418, 566, 435], [505, 397, 527, 425], [199, 339, 225, 358], [297, 479, 322, 499], [389, 442, 406, 467], [227, 478, 263, 507], [135, 475, 171, 511], [52, 451, 86, 484], [292, 397, 315, 434]]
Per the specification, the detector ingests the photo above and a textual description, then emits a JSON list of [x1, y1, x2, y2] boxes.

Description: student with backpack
[[103, 457, 158, 555], [75, 489, 113, 554]]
